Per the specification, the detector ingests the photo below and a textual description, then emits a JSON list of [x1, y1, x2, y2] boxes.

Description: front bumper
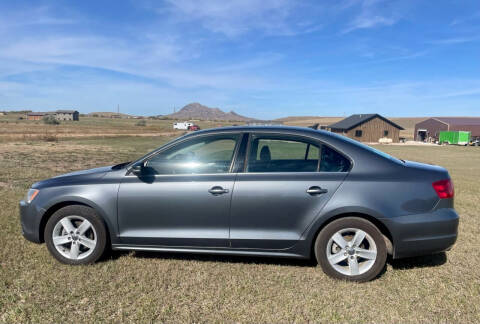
[[19, 200, 45, 243], [383, 208, 459, 259]]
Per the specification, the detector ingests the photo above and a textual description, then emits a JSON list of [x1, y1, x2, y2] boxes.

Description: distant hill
[[88, 112, 134, 118], [167, 103, 254, 121]]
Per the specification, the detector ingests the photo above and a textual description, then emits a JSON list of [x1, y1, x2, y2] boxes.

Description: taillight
[[432, 179, 454, 199]]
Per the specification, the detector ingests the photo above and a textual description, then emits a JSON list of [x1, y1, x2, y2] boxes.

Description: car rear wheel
[[315, 217, 387, 282], [44, 205, 107, 265]]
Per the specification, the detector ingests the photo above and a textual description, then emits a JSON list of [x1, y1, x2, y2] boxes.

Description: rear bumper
[[383, 208, 459, 259], [19, 200, 45, 243]]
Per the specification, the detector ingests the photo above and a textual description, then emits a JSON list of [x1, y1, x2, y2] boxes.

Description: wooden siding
[[331, 116, 401, 143]]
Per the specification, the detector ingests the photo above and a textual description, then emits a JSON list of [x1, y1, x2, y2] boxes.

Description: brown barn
[[414, 117, 480, 142], [328, 114, 404, 143], [27, 112, 49, 121]]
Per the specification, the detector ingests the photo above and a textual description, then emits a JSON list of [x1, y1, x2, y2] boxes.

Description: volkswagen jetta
[[20, 126, 458, 282]]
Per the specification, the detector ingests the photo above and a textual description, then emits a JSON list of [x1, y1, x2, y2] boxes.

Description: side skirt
[[112, 244, 310, 259]]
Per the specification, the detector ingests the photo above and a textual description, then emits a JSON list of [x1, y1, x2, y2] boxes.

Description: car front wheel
[[315, 217, 387, 282], [44, 205, 107, 265]]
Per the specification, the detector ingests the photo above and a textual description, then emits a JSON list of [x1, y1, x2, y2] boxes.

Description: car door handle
[[208, 186, 229, 195], [306, 186, 328, 195]]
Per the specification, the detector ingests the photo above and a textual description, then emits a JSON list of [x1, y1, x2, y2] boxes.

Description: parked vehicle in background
[[470, 137, 480, 146], [439, 131, 470, 146], [19, 126, 459, 282], [188, 124, 201, 131], [173, 122, 193, 130]]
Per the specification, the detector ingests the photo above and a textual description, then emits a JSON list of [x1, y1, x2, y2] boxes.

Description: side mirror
[[129, 164, 143, 175]]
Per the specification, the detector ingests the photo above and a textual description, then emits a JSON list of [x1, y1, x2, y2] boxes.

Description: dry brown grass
[[0, 134, 479, 322], [0, 114, 235, 142]]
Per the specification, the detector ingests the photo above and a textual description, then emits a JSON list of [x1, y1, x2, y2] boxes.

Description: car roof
[[185, 125, 328, 137]]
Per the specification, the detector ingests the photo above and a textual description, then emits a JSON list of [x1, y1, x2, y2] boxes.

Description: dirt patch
[[0, 132, 180, 141]]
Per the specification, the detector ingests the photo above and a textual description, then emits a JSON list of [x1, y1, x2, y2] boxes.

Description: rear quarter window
[[320, 145, 351, 172]]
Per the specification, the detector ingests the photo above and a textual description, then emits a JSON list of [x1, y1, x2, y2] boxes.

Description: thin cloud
[[341, 0, 401, 34], [450, 11, 480, 26], [0, 35, 274, 91], [161, 0, 319, 37], [0, 6, 77, 32], [343, 15, 397, 33], [427, 36, 480, 45], [211, 53, 285, 72], [310, 50, 428, 73]]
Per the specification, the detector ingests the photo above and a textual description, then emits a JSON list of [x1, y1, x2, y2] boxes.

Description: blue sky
[[1, 0, 480, 119]]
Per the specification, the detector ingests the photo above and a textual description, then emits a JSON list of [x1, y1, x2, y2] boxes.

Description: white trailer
[[173, 122, 193, 130]]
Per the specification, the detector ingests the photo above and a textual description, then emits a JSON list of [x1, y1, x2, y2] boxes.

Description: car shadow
[[387, 252, 447, 270], [100, 249, 130, 262], [130, 250, 317, 268], [103, 250, 447, 273]]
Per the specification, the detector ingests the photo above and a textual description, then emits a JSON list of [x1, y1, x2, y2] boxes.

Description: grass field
[[0, 113, 236, 142], [1, 123, 479, 322]]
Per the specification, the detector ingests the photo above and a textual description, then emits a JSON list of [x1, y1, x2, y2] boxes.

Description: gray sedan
[[20, 126, 458, 282]]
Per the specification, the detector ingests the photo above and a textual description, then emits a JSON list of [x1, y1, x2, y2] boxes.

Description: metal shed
[[55, 110, 79, 121], [414, 117, 480, 142]]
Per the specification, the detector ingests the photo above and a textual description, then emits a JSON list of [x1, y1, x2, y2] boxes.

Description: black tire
[[44, 205, 108, 265], [314, 217, 387, 282]]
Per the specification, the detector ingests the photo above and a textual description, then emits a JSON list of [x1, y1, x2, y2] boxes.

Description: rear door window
[[246, 134, 350, 173], [247, 136, 320, 172]]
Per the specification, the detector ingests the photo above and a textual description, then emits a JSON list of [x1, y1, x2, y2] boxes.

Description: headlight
[[25, 189, 39, 203]]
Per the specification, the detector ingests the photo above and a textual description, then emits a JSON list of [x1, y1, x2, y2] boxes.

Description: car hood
[[53, 165, 113, 178], [32, 165, 114, 189]]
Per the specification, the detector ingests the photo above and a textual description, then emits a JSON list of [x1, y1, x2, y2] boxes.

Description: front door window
[[146, 135, 240, 174]]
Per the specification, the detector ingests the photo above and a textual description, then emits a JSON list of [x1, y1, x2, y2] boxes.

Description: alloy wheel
[[52, 215, 97, 260], [326, 228, 377, 276]]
